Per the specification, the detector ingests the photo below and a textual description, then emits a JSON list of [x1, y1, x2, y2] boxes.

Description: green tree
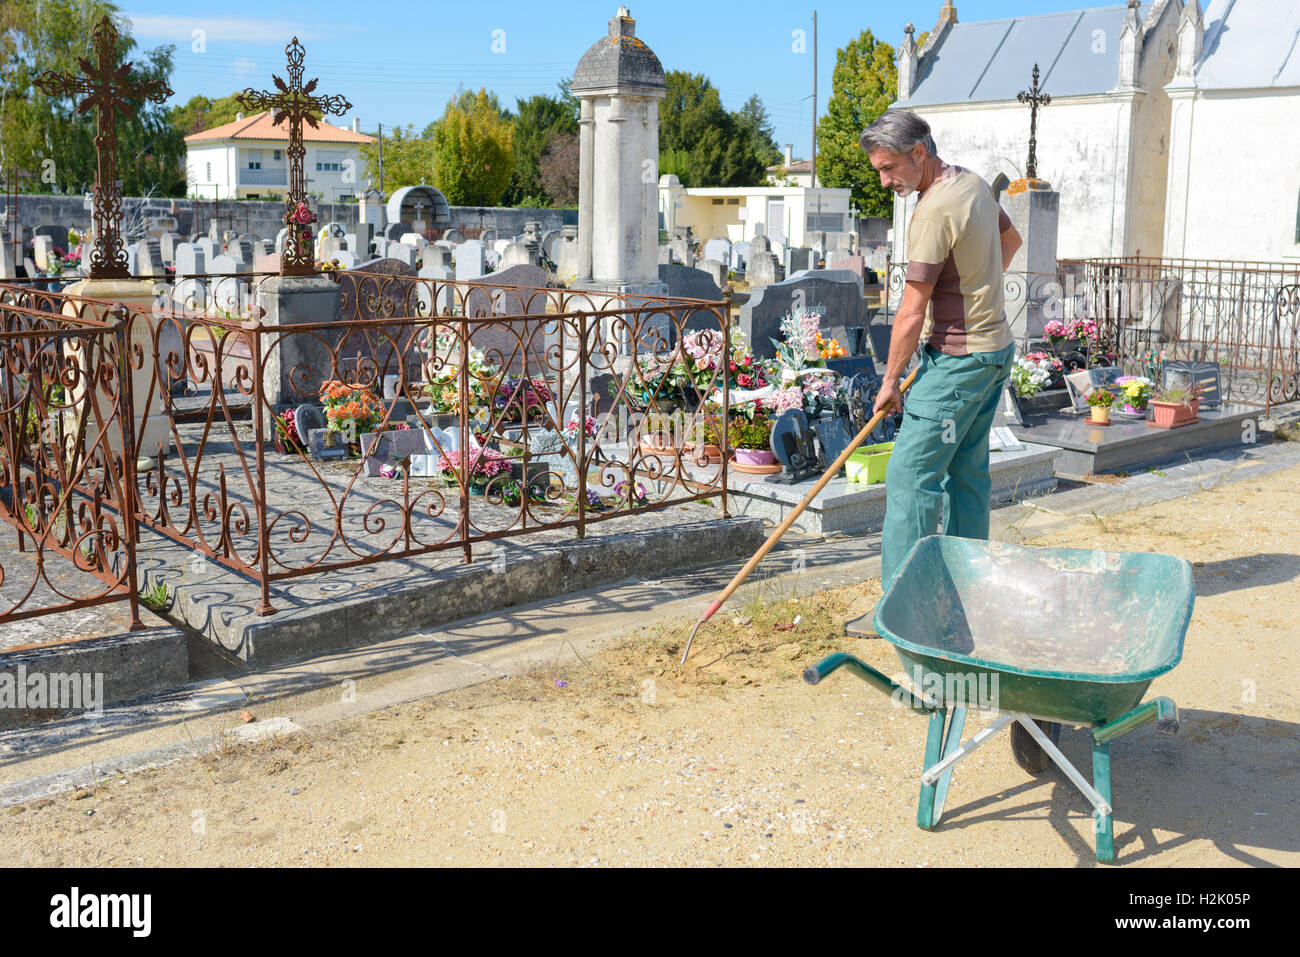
[[0, 0, 185, 196], [817, 29, 903, 218], [657, 71, 766, 188], [168, 92, 248, 137], [504, 93, 578, 206], [430, 89, 514, 206], [736, 94, 781, 170], [358, 124, 434, 192]]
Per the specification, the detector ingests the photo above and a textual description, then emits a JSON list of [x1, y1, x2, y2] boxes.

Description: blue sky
[[122, 0, 1104, 152]]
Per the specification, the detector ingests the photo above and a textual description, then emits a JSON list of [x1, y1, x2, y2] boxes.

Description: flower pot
[[1089, 407, 1111, 425], [846, 442, 894, 484], [734, 448, 776, 466], [730, 449, 781, 475], [693, 444, 723, 466], [1148, 398, 1200, 429]]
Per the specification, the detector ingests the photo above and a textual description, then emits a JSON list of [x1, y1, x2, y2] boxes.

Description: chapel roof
[[904, 3, 1158, 106], [1194, 0, 1300, 90]]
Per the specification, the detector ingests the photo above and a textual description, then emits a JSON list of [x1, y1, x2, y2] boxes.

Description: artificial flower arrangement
[[491, 374, 554, 424], [418, 329, 499, 417], [437, 447, 511, 491], [815, 332, 847, 360], [1114, 375, 1153, 413], [634, 328, 768, 409], [1044, 317, 1099, 350], [1010, 352, 1065, 397], [284, 200, 317, 250], [563, 415, 598, 444], [274, 408, 304, 454], [319, 380, 384, 444]]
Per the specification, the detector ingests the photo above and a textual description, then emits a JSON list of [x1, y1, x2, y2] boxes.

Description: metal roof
[[905, 3, 1154, 106], [1196, 0, 1300, 90]]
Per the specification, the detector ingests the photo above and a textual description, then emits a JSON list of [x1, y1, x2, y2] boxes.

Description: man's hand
[[874, 376, 902, 415]]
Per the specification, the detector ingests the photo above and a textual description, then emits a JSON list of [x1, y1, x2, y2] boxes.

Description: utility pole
[[377, 121, 385, 198], [811, 10, 818, 190]]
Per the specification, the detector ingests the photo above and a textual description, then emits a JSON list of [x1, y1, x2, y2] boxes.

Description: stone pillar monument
[[1003, 180, 1060, 342], [571, 7, 668, 298]]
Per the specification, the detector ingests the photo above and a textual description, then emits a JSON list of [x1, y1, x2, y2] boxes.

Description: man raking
[[862, 110, 1022, 589]]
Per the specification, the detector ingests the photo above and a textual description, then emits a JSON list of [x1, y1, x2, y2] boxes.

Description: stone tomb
[[740, 271, 869, 359], [462, 263, 553, 375]]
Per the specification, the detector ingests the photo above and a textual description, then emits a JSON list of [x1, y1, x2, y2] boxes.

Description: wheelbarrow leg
[[1092, 738, 1115, 864], [917, 706, 966, 829]]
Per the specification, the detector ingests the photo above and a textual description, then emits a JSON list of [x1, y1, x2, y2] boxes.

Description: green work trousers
[[881, 342, 1016, 589]]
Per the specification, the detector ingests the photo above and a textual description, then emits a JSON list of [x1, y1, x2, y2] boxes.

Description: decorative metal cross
[[1017, 63, 1051, 180], [237, 38, 351, 276], [33, 16, 172, 280]]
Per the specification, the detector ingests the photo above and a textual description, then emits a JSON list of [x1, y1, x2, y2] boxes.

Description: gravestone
[[0, 237, 15, 280], [828, 254, 865, 285], [250, 239, 272, 260], [399, 232, 427, 251], [659, 264, 725, 337], [463, 263, 552, 375], [384, 223, 407, 242], [208, 255, 248, 314], [359, 427, 431, 477], [669, 237, 693, 267], [308, 428, 349, 461], [196, 237, 217, 263], [416, 261, 455, 315], [869, 245, 889, 277], [703, 238, 730, 264], [360, 187, 385, 229], [274, 227, 289, 255], [254, 253, 281, 273], [554, 230, 580, 281], [541, 230, 563, 262], [455, 240, 486, 281], [479, 228, 498, 245], [347, 223, 375, 260], [443, 228, 465, 244], [174, 244, 205, 279], [740, 272, 869, 359], [500, 242, 532, 268], [319, 234, 346, 262], [33, 225, 69, 252], [332, 250, 358, 270], [657, 246, 673, 265], [695, 259, 727, 289], [748, 251, 779, 287], [424, 244, 452, 269], [389, 243, 418, 269], [788, 267, 863, 299], [128, 241, 162, 278], [159, 231, 183, 264], [788, 247, 814, 273], [32, 235, 55, 271]]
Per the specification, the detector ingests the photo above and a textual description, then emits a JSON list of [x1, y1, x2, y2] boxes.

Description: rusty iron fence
[[0, 285, 142, 629], [887, 255, 1300, 413], [0, 272, 732, 627]]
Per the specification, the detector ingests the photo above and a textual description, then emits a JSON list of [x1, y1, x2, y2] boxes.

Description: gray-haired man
[[862, 109, 1023, 587]]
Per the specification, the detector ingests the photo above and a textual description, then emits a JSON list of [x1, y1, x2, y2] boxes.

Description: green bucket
[[846, 442, 894, 485]]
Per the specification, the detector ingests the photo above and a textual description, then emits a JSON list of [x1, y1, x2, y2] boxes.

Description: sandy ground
[[2, 466, 1297, 867]]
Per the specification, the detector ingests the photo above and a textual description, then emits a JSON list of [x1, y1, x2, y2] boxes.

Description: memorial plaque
[[1162, 360, 1222, 409]]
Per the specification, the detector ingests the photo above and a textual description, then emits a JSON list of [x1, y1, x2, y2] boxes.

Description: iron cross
[[33, 16, 172, 280], [1017, 63, 1051, 181], [237, 38, 351, 276]]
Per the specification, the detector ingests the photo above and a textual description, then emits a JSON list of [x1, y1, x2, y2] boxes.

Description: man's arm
[[873, 278, 935, 414], [1001, 222, 1022, 271]]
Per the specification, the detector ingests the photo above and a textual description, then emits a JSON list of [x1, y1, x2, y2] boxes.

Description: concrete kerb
[[147, 515, 767, 667], [0, 626, 189, 729]]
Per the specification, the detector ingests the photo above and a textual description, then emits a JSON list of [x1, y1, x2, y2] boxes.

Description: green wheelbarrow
[[805, 536, 1193, 864]]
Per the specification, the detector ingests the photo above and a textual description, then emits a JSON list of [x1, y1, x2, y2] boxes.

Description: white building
[[658, 174, 852, 248], [891, 0, 1300, 263], [183, 111, 375, 203]]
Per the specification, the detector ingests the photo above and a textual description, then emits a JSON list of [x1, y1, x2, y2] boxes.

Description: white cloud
[[233, 57, 258, 76], [126, 14, 322, 45]]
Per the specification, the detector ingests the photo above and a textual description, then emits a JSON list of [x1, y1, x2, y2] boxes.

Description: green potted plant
[[727, 413, 779, 474], [1085, 387, 1115, 425], [1149, 382, 1203, 429], [1114, 376, 1153, 415]]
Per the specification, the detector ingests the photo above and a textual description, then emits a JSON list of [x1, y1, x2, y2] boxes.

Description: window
[[273, 150, 282, 161], [315, 149, 345, 173], [205, 162, 211, 179], [711, 198, 724, 206], [807, 212, 843, 232], [247, 161, 261, 170], [726, 198, 740, 206]]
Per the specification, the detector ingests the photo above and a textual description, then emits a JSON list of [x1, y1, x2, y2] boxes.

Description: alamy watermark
[[0, 665, 104, 718], [892, 665, 999, 711]]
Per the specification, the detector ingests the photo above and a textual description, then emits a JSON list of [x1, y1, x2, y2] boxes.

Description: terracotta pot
[[1089, 406, 1111, 425], [1149, 398, 1200, 429]]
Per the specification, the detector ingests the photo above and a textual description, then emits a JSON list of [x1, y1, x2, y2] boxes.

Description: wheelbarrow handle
[[803, 652, 936, 715]]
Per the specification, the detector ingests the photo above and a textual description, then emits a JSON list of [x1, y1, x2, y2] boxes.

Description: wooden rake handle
[[682, 366, 918, 662]]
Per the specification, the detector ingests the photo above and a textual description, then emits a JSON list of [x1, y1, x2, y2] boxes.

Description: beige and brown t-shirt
[[904, 167, 1014, 356]]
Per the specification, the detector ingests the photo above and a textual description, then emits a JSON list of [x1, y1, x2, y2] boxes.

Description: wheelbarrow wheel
[[1010, 720, 1062, 773]]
